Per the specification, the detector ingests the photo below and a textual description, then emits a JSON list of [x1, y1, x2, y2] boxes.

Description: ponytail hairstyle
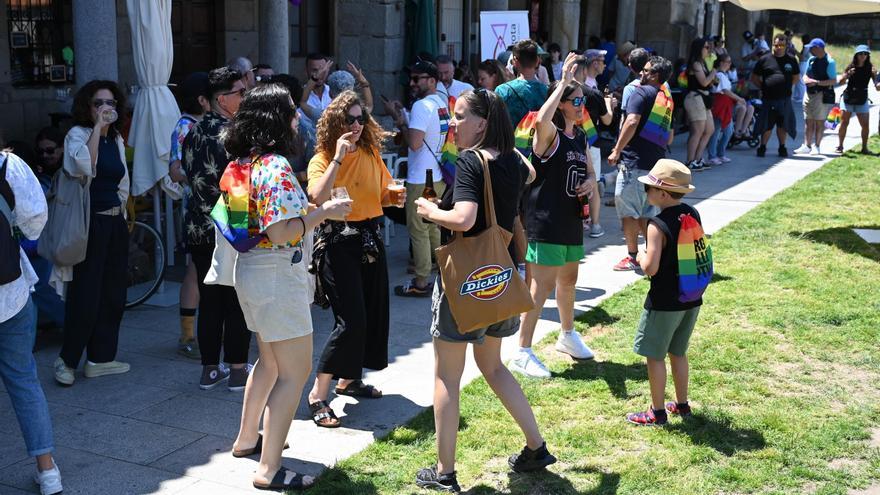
[[457, 88, 513, 154]]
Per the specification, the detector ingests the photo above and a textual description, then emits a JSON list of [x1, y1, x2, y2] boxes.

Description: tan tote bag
[[434, 149, 535, 334]]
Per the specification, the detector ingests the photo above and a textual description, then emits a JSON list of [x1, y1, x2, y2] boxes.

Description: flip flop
[[335, 379, 382, 399], [253, 467, 314, 491], [232, 433, 290, 458]]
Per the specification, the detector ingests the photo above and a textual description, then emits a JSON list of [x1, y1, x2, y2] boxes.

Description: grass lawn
[[305, 145, 880, 494]]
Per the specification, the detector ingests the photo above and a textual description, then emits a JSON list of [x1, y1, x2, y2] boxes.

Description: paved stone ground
[[0, 100, 876, 494]]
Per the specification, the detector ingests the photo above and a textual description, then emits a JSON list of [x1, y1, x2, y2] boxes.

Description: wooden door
[[170, 0, 220, 84]]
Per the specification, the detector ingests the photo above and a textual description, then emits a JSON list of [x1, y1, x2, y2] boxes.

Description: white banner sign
[[479, 10, 529, 61]]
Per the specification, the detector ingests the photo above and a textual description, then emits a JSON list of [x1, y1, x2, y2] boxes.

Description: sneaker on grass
[[415, 466, 460, 493], [508, 348, 551, 378], [555, 331, 595, 360], [199, 364, 230, 390], [508, 442, 557, 472], [626, 407, 668, 426], [665, 401, 693, 417]]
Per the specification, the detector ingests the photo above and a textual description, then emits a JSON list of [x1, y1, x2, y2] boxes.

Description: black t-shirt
[[753, 54, 800, 100], [644, 203, 704, 311], [583, 84, 608, 127], [525, 127, 588, 245], [621, 85, 666, 171], [439, 150, 530, 255]]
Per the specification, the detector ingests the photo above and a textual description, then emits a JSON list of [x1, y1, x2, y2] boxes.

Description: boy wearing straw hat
[[626, 159, 703, 426]]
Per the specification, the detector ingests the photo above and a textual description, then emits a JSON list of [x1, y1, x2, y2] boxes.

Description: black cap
[[742, 30, 754, 41], [180, 72, 209, 99], [409, 60, 439, 80]]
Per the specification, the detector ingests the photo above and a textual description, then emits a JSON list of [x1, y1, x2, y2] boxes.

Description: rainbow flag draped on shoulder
[[210, 158, 264, 253], [439, 96, 458, 186], [577, 108, 598, 146], [638, 82, 674, 148]]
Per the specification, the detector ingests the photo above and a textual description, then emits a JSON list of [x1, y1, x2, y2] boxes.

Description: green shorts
[[633, 307, 701, 360], [525, 241, 585, 266]]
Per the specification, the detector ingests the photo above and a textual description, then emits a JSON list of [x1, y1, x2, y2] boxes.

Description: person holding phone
[[305, 91, 405, 428]]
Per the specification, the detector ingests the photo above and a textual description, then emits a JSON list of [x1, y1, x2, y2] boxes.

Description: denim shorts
[[839, 99, 871, 114], [614, 168, 659, 219], [429, 282, 520, 344]]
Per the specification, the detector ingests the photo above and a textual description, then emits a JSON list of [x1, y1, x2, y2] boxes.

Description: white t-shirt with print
[[407, 93, 448, 184], [713, 72, 732, 93], [302, 84, 331, 126], [437, 79, 474, 101]]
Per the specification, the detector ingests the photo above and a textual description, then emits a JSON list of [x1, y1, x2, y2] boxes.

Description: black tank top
[[688, 61, 712, 92], [525, 127, 588, 246], [644, 203, 704, 311]]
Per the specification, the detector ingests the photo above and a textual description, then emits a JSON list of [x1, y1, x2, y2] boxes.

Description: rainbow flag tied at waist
[[676, 213, 713, 303], [210, 157, 264, 253], [638, 82, 674, 148]]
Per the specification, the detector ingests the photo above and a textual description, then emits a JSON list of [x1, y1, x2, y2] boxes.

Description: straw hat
[[637, 159, 696, 194]]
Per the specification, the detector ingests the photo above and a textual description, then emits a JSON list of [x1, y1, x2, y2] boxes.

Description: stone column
[[259, 0, 289, 74], [550, 0, 580, 54], [480, 0, 508, 10], [73, 0, 118, 84], [583, 0, 604, 41], [616, 0, 637, 45]]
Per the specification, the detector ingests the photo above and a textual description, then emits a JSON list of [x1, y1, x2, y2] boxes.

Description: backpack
[[676, 213, 713, 302], [0, 155, 23, 285], [210, 156, 265, 253]]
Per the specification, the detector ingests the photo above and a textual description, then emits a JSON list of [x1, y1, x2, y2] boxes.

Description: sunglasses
[[220, 88, 246, 98], [566, 96, 584, 107], [346, 113, 367, 125], [38, 146, 58, 155], [92, 98, 117, 109]]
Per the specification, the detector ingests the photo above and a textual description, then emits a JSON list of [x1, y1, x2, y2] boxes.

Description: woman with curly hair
[[225, 84, 352, 491], [305, 90, 405, 428], [53, 80, 131, 386]]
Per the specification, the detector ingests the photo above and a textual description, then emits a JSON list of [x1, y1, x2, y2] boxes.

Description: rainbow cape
[[825, 106, 842, 130], [638, 82, 674, 148], [677, 213, 713, 302], [210, 158, 264, 253]]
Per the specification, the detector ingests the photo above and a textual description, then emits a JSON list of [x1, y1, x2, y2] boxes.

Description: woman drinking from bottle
[[510, 52, 596, 379], [306, 90, 405, 428], [225, 84, 352, 491]]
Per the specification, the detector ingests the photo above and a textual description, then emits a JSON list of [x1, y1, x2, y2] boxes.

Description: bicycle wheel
[[125, 220, 166, 308]]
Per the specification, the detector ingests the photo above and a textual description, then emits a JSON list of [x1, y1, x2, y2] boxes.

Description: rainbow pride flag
[[514, 110, 539, 158], [438, 96, 458, 185], [210, 158, 264, 253], [638, 82, 674, 148], [677, 213, 713, 302], [825, 106, 842, 130], [677, 70, 688, 89], [578, 109, 598, 146]]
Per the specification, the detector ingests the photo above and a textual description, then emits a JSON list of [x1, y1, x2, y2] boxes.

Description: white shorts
[[234, 248, 314, 342]]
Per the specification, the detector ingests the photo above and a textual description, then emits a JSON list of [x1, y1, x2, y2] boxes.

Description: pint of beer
[[387, 179, 406, 205]]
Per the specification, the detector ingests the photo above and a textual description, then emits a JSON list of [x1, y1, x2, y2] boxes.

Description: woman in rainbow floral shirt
[[221, 84, 351, 491]]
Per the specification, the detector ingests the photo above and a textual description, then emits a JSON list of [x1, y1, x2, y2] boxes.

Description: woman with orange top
[[305, 90, 405, 428]]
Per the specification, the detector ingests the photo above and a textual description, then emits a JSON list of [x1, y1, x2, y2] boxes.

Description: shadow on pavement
[[792, 226, 880, 263]]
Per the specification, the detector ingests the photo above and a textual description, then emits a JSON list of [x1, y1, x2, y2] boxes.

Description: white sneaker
[[53, 357, 74, 386], [588, 224, 605, 238], [508, 349, 551, 378], [555, 331, 595, 360], [794, 144, 811, 154], [34, 464, 62, 495], [810, 145, 820, 155], [83, 360, 130, 378], [720, 156, 732, 163]]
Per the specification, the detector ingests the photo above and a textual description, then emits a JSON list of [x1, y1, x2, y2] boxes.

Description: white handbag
[[203, 229, 238, 287]]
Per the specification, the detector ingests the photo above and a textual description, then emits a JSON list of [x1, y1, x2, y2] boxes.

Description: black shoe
[[778, 146, 788, 157], [416, 466, 460, 493], [687, 160, 703, 171], [756, 145, 766, 157], [508, 442, 557, 473]]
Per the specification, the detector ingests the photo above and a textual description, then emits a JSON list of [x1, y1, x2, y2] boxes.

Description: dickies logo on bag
[[459, 264, 513, 300]]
